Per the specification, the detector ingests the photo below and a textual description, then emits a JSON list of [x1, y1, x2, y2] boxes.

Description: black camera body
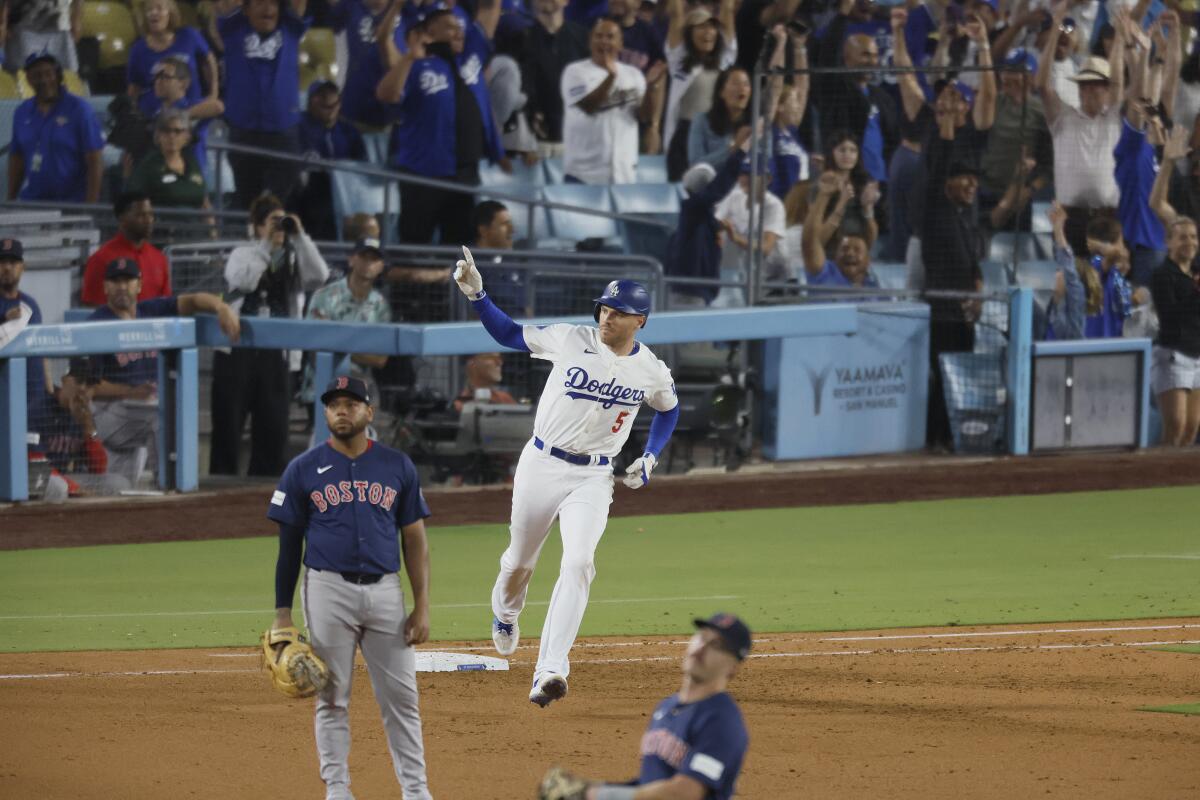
[[276, 216, 299, 235]]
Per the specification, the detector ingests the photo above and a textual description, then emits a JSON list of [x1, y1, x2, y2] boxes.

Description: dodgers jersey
[[268, 440, 430, 575], [638, 692, 748, 799], [523, 324, 676, 458]]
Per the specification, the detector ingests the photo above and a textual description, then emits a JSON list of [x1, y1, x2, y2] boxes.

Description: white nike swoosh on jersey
[[317, 465, 333, 474]]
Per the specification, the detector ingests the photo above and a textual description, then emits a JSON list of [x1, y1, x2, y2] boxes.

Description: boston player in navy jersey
[[267, 376, 434, 800], [539, 613, 751, 800]]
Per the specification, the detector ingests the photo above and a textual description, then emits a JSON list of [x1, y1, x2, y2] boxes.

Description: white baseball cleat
[[492, 617, 520, 656], [529, 673, 568, 708]]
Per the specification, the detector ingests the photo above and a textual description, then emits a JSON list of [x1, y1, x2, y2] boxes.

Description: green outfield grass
[[1, 486, 1198, 653]]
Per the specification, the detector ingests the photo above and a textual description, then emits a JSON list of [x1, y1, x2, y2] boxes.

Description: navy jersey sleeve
[[268, 459, 310, 527], [680, 701, 749, 791], [394, 453, 431, 528], [137, 297, 180, 317]]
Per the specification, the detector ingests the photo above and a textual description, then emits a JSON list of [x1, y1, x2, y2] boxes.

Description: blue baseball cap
[[307, 79, 338, 102], [321, 375, 372, 406], [694, 613, 752, 660], [934, 78, 975, 107], [408, 0, 453, 27], [1003, 47, 1038, 74], [24, 50, 59, 70]]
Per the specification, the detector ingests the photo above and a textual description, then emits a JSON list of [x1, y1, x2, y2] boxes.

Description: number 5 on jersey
[[611, 411, 630, 433]]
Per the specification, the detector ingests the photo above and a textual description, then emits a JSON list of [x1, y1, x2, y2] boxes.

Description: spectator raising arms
[[216, 0, 309, 209], [808, 131, 879, 250], [127, 0, 217, 117], [663, 0, 737, 180], [664, 148, 744, 308], [767, 26, 810, 204], [126, 110, 209, 209], [376, 0, 505, 246], [802, 170, 878, 289], [1037, 0, 1125, 257], [7, 52, 103, 204]]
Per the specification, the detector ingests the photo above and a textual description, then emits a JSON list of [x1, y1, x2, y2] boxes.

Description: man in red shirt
[[81, 192, 171, 305]]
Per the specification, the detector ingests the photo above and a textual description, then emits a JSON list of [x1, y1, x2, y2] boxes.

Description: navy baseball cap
[[694, 613, 752, 661], [104, 258, 141, 280], [0, 237, 24, 260], [321, 375, 372, 406], [352, 237, 385, 260]]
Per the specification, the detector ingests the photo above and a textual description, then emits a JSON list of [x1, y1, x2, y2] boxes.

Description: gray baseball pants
[[302, 569, 432, 800]]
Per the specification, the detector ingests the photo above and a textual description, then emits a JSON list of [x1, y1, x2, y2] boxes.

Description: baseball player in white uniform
[[453, 247, 680, 707]]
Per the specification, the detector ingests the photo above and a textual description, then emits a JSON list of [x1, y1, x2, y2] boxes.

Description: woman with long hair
[[686, 66, 751, 169], [663, 0, 737, 179], [809, 130, 880, 249], [127, 0, 218, 116]]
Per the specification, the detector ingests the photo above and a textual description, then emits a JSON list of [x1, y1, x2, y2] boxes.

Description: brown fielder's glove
[[261, 626, 330, 698], [538, 766, 591, 800]]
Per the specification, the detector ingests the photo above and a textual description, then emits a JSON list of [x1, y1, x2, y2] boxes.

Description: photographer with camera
[[210, 193, 330, 476]]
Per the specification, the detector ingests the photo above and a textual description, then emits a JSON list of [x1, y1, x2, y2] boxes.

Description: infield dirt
[[2, 449, 1198, 798]]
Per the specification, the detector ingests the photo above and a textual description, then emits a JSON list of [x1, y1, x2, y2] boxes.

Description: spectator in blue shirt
[[686, 66, 751, 171], [145, 54, 226, 180], [6, 51, 103, 203], [328, 0, 399, 129], [802, 171, 881, 290], [1077, 215, 1134, 338], [127, 0, 218, 117], [376, 0, 505, 246], [215, 0, 310, 209], [295, 81, 368, 240], [1042, 201, 1087, 341]]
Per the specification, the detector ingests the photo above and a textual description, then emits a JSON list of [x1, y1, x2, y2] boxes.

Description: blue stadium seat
[[482, 184, 553, 245], [330, 160, 400, 239], [871, 262, 907, 290], [610, 182, 680, 215], [611, 183, 680, 259], [636, 154, 667, 183], [979, 260, 1010, 290], [1031, 201, 1052, 233], [542, 156, 565, 184], [479, 157, 544, 187], [939, 352, 1006, 453], [988, 231, 1039, 264], [542, 183, 622, 247]]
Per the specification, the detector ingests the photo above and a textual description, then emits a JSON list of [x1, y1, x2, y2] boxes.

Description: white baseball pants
[[492, 440, 615, 683], [302, 569, 432, 800]]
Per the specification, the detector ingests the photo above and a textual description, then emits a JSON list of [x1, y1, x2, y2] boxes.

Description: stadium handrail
[[206, 141, 677, 233]]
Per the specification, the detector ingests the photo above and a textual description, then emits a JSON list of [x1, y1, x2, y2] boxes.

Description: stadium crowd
[[4, 0, 1200, 488]]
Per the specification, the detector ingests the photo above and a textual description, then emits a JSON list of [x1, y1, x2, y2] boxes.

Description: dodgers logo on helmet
[[593, 280, 651, 326]]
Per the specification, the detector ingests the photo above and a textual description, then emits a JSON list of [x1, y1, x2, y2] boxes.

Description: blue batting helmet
[[593, 280, 650, 327]]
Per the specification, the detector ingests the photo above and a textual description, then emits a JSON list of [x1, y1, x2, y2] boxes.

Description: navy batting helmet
[[593, 280, 650, 327]]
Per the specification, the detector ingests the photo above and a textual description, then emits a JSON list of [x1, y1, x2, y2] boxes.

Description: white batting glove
[[623, 453, 657, 490], [453, 245, 484, 298]]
